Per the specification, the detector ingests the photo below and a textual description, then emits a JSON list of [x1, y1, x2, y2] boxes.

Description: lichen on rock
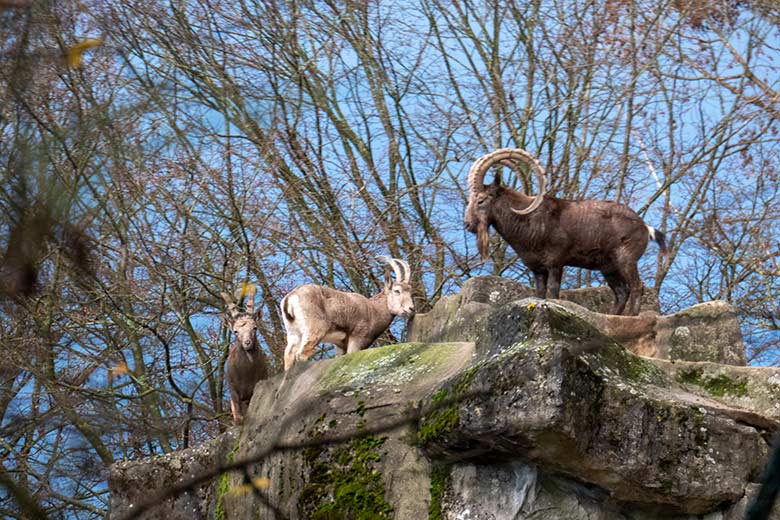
[[316, 342, 473, 393]]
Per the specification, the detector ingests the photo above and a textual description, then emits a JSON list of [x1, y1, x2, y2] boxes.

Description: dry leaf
[[111, 362, 130, 376], [65, 38, 103, 68], [227, 477, 271, 496], [107, 362, 130, 387], [239, 282, 257, 297]]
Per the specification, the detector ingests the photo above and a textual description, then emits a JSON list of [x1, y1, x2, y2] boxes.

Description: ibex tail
[[647, 226, 668, 257]]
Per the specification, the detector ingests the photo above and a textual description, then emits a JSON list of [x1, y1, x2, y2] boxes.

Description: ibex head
[[377, 256, 415, 319], [464, 148, 547, 260], [221, 288, 261, 352]]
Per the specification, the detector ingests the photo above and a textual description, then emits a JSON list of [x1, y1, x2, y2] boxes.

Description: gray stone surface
[[559, 284, 661, 314], [411, 276, 747, 366], [652, 359, 780, 421], [420, 300, 767, 515], [438, 463, 777, 520], [108, 282, 774, 519], [223, 341, 475, 520], [440, 463, 620, 520], [656, 301, 747, 366], [108, 429, 238, 520]]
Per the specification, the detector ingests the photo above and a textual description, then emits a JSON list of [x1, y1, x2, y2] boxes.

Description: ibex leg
[[532, 270, 548, 298], [621, 264, 643, 316], [297, 335, 321, 363], [229, 391, 243, 425], [346, 337, 370, 354], [283, 334, 300, 371], [547, 267, 563, 299], [603, 270, 629, 315]]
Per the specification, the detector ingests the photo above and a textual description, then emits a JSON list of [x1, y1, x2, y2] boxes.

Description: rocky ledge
[[109, 277, 778, 519], [408, 276, 747, 366]]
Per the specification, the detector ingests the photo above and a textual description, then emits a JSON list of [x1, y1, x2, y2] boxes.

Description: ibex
[[221, 288, 268, 425], [280, 256, 415, 371], [464, 148, 667, 316]]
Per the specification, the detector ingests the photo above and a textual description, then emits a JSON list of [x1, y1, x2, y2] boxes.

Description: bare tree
[[1, 0, 778, 517]]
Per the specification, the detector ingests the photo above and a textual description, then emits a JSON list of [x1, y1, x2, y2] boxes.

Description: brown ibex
[[464, 148, 667, 316], [280, 256, 415, 371], [221, 288, 268, 425]]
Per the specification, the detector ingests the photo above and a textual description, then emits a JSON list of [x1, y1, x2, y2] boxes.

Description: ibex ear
[[492, 172, 502, 187]]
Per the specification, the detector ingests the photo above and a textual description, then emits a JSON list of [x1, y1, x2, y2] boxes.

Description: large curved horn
[[466, 153, 492, 196], [393, 258, 411, 283], [466, 148, 547, 215], [376, 256, 402, 282]]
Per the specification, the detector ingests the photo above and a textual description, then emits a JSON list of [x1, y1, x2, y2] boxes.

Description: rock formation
[[109, 277, 779, 520], [408, 276, 747, 366]]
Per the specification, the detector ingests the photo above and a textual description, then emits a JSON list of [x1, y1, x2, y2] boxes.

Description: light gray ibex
[[280, 256, 415, 371], [221, 287, 268, 425], [464, 148, 667, 316]]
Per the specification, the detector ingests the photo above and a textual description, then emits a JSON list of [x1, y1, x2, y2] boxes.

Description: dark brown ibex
[[464, 148, 667, 316], [280, 256, 415, 371], [221, 288, 268, 425]]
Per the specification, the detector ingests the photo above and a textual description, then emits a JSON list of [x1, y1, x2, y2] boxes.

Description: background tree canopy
[[1, 0, 779, 517]]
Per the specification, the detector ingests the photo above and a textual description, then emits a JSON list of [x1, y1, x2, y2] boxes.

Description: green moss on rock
[[215, 436, 241, 520], [537, 305, 666, 385], [596, 342, 666, 385], [677, 368, 748, 397], [418, 367, 478, 446], [215, 472, 229, 520], [419, 406, 459, 446], [546, 306, 602, 342], [298, 434, 393, 519], [428, 463, 451, 520]]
